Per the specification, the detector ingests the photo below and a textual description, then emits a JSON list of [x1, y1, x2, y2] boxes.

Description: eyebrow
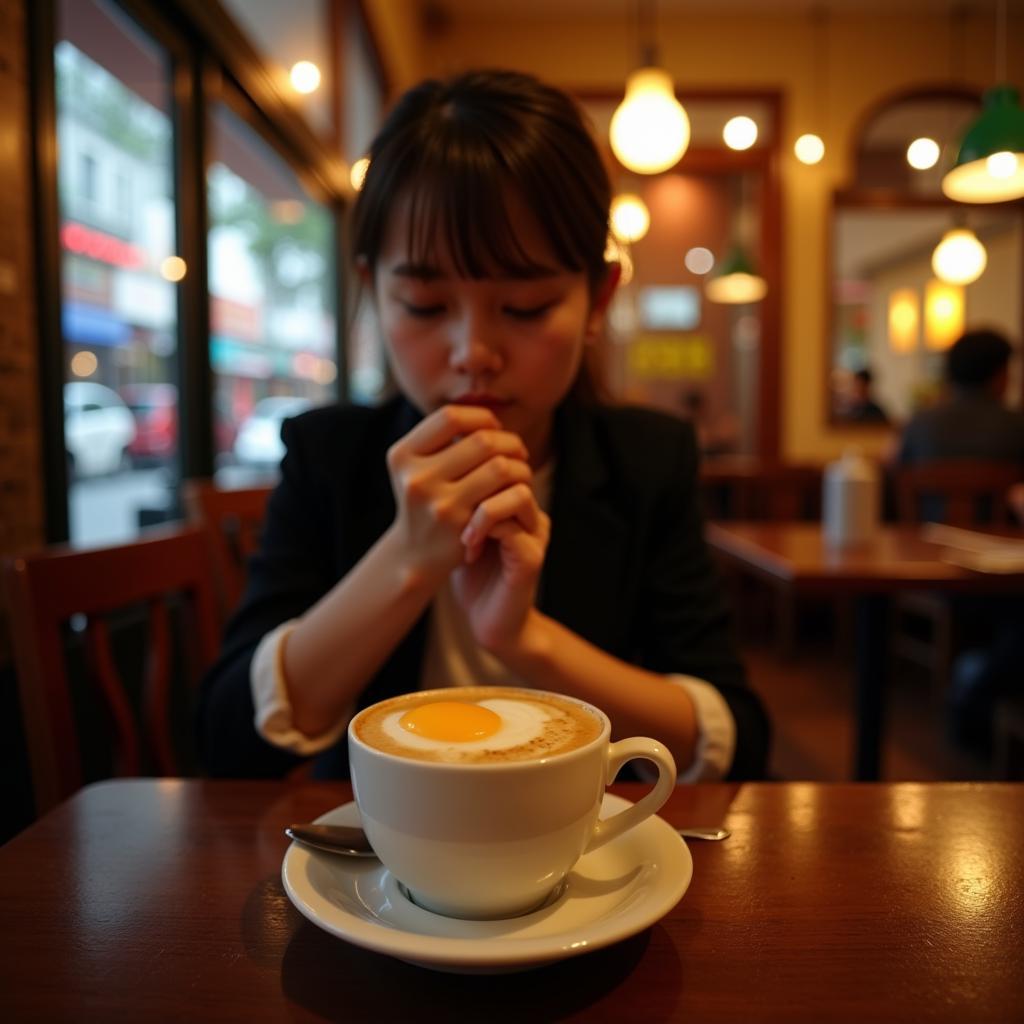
[[389, 261, 564, 282]]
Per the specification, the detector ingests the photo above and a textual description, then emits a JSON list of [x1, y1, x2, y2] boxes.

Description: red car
[[121, 383, 178, 465]]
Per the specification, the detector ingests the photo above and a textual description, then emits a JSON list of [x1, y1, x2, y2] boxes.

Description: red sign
[[61, 222, 145, 270]]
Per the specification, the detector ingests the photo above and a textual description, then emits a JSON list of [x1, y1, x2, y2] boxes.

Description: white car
[[64, 381, 136, 478], [233, 396, 313, 468]]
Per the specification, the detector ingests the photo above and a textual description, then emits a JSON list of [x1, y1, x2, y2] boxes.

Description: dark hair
[[350, 69, 611, 292], [946, 329, 1013, 387], [854, 368, 873, 386]]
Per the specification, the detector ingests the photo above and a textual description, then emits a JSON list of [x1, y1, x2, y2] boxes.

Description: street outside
[[69, 462, 278, 548]]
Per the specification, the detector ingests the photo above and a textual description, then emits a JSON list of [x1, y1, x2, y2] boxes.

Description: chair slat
[[86, 617, 141, 777], [144, 597, 175, 776]]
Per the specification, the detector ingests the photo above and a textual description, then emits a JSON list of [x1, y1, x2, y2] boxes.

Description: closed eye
[[505, 302, 555, 320], [403, 302, 445, 317]]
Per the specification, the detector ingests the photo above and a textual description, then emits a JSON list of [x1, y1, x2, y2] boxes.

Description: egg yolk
[[399, 701, 502, 742]]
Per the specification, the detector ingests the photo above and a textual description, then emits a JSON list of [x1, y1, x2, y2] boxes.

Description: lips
[[450, 394, 511, 412]]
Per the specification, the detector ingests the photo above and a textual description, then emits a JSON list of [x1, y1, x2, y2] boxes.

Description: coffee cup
[[348, 685, 677, 920]]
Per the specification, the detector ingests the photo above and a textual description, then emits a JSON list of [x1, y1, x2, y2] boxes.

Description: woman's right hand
[[385, 404, 532, 585]]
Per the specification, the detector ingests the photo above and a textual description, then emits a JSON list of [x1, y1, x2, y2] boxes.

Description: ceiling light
[[723, 116, 758, 151], [941, 2, 1024, 202], [794, 134, 825, 165], [906, 137, 940, 170], [705, 247, 767, 304], [610, 193, 650, 243], [684, 247, 714, 275], [609, 2, 690, 174], [289, 61, 321, 94], [931, 228, 987, 285]]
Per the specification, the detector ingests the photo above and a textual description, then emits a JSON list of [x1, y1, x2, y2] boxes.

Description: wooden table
[[2, 779, 1022, 1023], [706, 522, 1024, 780]]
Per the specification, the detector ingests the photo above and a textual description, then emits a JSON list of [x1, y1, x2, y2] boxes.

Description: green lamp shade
[[942, 85, 1024, 203], [705, 246, 767, 304]]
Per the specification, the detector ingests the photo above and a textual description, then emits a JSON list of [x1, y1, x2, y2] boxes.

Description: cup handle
[[583, 737, 677, 854]]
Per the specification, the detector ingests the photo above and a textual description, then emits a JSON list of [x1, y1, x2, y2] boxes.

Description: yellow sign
[[628, 334, 713, 378]]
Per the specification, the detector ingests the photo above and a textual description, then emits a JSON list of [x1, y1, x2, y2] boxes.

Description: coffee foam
[[353, 687, 603, 764]]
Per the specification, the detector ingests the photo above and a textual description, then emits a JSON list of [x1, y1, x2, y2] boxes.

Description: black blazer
[[198, 395, 770, 779]]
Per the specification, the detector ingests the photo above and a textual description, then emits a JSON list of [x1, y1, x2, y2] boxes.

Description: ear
[[585, 262, 622, 339]]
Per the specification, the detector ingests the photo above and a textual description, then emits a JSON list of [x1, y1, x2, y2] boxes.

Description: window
[[207, 103, 338, 485], [56, 0, 182, 547]]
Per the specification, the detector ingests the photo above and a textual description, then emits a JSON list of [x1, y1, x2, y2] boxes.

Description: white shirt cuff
[[669, 674, 737, 782], [250, 621, 350, 756]]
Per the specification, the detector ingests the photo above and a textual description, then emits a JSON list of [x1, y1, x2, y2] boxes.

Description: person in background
[[895, 328, 1024, 758], [198, 69, 769, 784], [896, 329, 1024, 466], [845, 368, 889, 424]]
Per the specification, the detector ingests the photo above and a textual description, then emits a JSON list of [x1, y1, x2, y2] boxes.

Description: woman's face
[[369, 192, 616, 467]]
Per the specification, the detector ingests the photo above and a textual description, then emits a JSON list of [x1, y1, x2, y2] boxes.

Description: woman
[[199, 69, 769, 781]]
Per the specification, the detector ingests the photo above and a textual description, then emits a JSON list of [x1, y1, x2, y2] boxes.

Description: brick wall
[[0, 0, 45, 663]]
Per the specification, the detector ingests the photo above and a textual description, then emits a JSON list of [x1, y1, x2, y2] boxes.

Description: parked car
[[121, 383, 178, 466], [64, 381, 136, 478], [232, 396, 313, 468]]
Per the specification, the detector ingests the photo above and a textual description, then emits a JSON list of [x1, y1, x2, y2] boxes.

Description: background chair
[[890, 461, 1022, 702], [3, 527, 220, 815], [701, 460, 825, 654], [183, 478, 271, 619]]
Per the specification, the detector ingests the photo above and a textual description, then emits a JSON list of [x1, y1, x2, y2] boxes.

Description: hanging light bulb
[[611, 68, 690, 174], [610, 193, 650, 243], [610, 2, 689, 174], [705, 246, 767, 304], [931, 228, 987, 285], [794, 134, 825, 165], [350, 157, 370, 191], [723, 116, 758, 151], [941, 2, 1024, 202], [907, 138, 940, 170]]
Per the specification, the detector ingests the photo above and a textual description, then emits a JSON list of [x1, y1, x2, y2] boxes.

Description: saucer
[[281, 794, 692, 973]]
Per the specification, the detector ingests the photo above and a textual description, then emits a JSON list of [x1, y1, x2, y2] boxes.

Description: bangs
[[402, 167, 559, 280]]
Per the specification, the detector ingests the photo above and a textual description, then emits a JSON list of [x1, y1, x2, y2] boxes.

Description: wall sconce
[[924, 279, 964, 350], [888, 288, 919, 352]]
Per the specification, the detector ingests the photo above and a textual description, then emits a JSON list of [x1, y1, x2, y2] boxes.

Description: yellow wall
[[362, 7, 1024, 462]]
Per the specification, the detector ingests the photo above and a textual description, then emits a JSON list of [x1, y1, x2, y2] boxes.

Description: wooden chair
[[702, 460, 826, 655], [890, 461, 1022, 700], [183, 479, 271, 619], [3, 527, 221, 815]]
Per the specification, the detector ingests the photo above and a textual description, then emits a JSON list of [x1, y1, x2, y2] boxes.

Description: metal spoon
[[285, 822, 730, 858]]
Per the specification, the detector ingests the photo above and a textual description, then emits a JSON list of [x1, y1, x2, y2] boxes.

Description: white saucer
[[281, 793, 692, 973]]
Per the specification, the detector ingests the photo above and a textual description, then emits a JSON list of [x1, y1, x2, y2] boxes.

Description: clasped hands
[[386, 405, 550, 656]]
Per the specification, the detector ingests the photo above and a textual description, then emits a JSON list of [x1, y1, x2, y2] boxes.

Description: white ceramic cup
[[348, 687, 677, 920]]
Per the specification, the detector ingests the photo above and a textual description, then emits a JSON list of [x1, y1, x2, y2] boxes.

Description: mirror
[[829, 89, 1024, 427]]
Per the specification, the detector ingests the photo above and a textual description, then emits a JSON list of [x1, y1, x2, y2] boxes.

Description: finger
[[430, 429, 529, 481], [461, 483, 540, 547], [452, 454, 533, 510], [465, 520, 545, 569], [393, 405, 501, 460]]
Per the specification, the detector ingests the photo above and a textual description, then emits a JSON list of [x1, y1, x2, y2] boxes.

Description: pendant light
[[610, 0, 690, 174], [942, 0, 1024, 202], [931, 226, 987, 285], [794, 5, 827, 165], [706, 176, 767, 305]]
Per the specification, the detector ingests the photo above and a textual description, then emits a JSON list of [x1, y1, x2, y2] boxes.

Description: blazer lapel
[[540, 397, 631, 652]]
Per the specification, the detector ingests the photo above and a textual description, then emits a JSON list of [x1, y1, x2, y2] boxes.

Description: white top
[[249, 461, 737, 781]]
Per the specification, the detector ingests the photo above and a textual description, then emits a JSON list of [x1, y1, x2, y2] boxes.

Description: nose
[[448, 311, 502, 377]]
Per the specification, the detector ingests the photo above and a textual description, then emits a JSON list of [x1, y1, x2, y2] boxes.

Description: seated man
[[895, 328, 1024, 757], [897, 328, 1024, 467], [845, 368, 889, 424]]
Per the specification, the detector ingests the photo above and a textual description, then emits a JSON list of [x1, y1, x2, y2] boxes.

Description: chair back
[[701, 458, 823, 520], [183, 479, 271, 616], [3, 527, 220, 815], [892, 461, 1020, 526]]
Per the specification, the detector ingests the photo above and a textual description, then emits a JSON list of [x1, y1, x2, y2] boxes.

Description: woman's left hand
[[450, 482, 550, 656]]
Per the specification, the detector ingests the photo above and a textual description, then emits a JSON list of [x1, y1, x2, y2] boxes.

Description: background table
[[706, 522, 1024, 779], [2, 779, 1022, 1023]]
